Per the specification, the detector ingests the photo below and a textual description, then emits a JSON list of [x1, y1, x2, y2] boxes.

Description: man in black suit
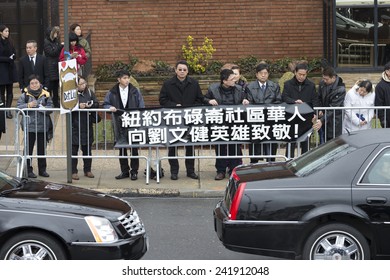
[[18, 40, 49, 91]]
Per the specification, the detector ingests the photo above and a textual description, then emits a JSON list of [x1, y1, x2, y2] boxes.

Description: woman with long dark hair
[[0, 24, 17, 119], [59, 32, 87, 75]]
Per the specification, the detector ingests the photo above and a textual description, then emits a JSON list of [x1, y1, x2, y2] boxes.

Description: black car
[[214, 129, 390, 260], [0, 171, 147, 260], [336, 12, 376, 40]]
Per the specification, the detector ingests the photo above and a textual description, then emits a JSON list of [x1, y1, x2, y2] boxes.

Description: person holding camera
[[71, 76, 100, 180], [17, 74, 53, 178]]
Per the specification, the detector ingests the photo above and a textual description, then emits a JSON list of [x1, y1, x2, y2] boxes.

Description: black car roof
[[338, 129, 390, 147]]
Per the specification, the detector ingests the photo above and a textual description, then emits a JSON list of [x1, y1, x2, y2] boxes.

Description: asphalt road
[[127, 197, 279, 260]]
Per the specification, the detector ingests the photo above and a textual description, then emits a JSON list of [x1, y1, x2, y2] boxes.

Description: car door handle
[[366, 197, 387, 204]]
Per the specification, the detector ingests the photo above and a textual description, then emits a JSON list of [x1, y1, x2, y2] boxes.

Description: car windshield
[[287, 138, 357, 177]]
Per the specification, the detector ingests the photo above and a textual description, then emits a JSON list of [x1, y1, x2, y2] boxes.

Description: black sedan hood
[[2, 180, 131, 220], [235, 161, 296, 182]]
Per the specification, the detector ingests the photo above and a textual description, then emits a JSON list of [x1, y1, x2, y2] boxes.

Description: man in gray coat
[[247, 63, 282, 163]]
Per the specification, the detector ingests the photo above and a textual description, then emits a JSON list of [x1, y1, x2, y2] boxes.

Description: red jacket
[[59, 45, 87, 69]]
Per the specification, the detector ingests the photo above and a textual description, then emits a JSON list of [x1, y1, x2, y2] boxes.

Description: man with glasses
[[159, 60, 205, 180], [204, 69, 249, 180]]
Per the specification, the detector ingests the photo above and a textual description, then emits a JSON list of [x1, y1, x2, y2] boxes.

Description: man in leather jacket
[[204, 69, 249, 180], [313, 67, 346, 142]]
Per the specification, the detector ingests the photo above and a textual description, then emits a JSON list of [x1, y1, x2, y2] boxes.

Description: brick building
[[1, 0, 389, 71]]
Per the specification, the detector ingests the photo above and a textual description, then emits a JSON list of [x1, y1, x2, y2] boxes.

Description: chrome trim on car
[[356, 146, 390, 186], [118, 210, 145, 237], [71, 240, 116, 245]]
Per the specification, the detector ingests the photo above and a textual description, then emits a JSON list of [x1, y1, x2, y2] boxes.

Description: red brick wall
[[59, 0, 323, 68]]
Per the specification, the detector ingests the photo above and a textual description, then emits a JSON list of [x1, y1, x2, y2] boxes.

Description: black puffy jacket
[[43, 27, 62, 81]]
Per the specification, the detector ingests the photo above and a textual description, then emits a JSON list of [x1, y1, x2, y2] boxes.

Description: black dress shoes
[[115, 172, 129, 179], [187, 172, 199, 179], [6, 111, 12, 119], [130, 173, 138, 180], [171, 174, 178, 180], [215, 172, 226, 180], [39, 171, 50, 177], [28, 172, 37, 178]]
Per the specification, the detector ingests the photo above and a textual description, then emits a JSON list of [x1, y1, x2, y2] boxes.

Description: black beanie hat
[[69, 32, 78, 42]]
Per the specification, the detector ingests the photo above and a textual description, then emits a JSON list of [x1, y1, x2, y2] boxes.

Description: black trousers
[[250, 143, 278, 163], [285, 141, 309, 158], [48, 80, 60, 108], [0, 84, 13, 107], [119, 148, 139, 174], [72, 144, 92, 174], [168, 146, 195, 175], [215, 144, 242, 174], [27, 132, 47, 173]]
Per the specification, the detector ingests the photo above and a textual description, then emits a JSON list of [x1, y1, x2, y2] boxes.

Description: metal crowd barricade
[[154, 105, 388, 181], [312, 105, 384, 147], [64, 108, 151, 184], [0, 108, 27, 177], [81, 108, 151, 183], [4, 108, 151, 184], [155, 143, 289, 183], [1, 105, 389, 184]]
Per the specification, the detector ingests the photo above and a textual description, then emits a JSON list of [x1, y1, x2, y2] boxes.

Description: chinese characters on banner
[[112, 103, 315, 148]]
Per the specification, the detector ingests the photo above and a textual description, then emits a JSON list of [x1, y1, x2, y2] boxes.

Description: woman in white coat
[[343, 80, 375, 133]]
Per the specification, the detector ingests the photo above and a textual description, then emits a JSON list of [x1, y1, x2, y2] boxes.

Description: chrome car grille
[[118, 210, 145, 237]]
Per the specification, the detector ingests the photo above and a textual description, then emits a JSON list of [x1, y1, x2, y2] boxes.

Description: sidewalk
[[4, 153, 228, 198]]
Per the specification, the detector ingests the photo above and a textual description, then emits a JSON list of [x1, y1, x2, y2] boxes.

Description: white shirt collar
[[119, 86, 128, 107]]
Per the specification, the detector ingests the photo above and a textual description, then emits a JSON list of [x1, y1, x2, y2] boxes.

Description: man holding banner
[[103, 69, 145, 181], [159, 60, 205, 181]]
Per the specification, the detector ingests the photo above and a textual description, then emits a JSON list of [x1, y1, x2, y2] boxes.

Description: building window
[[336, 0, 390, 68]]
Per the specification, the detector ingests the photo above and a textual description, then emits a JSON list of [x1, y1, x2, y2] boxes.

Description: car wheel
[[0, 231, 67, 260], [302, 223, 370, 260]]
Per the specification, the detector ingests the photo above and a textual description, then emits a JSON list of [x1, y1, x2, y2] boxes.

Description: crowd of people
[[1, 22, 389, 181], [0, 23, 90, 178]]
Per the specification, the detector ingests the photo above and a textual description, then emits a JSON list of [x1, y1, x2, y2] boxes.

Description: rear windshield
[[287, 138, 357, 177]]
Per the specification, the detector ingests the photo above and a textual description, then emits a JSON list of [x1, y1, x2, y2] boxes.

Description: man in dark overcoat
[[159, 60, 205, 180]]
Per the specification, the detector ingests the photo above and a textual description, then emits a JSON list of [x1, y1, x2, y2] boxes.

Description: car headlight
[[84, 216, 118, 243]]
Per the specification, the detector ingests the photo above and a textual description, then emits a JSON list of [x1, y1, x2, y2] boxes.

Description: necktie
[[30, 56, 35, 70], [261, 84, 266, 92]]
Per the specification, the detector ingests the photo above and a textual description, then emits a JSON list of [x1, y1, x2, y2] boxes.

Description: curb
[[95, 188, 224, 198]]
